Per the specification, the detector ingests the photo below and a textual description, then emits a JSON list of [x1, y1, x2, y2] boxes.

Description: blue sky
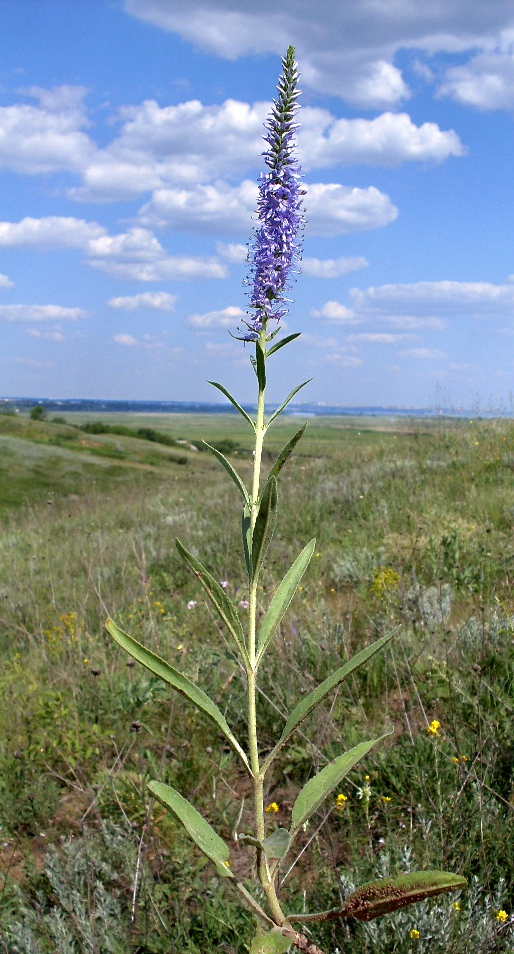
[[3, 0, 514, 408]]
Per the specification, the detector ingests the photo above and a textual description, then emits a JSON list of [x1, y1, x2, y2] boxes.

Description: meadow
[[1, 409, 514, 953]]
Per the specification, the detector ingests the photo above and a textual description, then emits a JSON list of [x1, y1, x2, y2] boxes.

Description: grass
[[1, 413, 514, 953]]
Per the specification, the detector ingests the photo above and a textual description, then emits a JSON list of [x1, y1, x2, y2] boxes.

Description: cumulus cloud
[[350, 280, 514, 317], [187, 305, 245, 328], [86, 226, 228, 280], [306, 183, 398, 236], [347, 332, 413, 343], [0, 216, 106, 249], [108, 291, 177, 311], [25, 326, 65, 341], [439, 49, 514, 109], [299, 110, 463, 168], [0, 304, 87, 322], [138, 180, 257, 233], [113, 333, 138, 346], [0, 273, 14, 288], [0, 85, 94, 174], [302, 256, 368, 278], [311, 300, 360, 323], [216, 242, 248, 263], [124, 0, 514, 108], [401, 347, 447, 359]]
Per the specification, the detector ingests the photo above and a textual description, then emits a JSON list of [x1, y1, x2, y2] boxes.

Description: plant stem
[[246, 331, 287, 926]]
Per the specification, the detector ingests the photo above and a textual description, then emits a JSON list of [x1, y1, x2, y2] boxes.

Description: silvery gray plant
[[107, 47, 465, 954]]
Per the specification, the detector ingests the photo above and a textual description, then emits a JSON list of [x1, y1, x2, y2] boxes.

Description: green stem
[[246, 329, 287, 926]]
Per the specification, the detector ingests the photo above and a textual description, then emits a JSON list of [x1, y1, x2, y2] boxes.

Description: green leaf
[[148, 781, 234, 878], [255, 340, 266, 390], [267, 381, 312, 426], [264, 424, 307, 488], [263, 631, 396, 772], [242, 504, 253, 581], [175, 539, 249, 665], [106, 619, 250, 771], [262, 828, 291, 860], [202, 441, 250, 507], [256, 540, 315, 663], [249, 928, 291, 954], [252, 476, 277, 579], [290, 731, 393, 835], [266, 332, 301, 358], [207, 381, 255, 428], [337, 870, 467, 922]]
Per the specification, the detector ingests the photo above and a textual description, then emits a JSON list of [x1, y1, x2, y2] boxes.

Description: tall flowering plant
[[107, 47, 465, 954]]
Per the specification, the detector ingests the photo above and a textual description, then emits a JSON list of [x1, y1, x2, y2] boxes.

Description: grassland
[[1, 410, 514, 953]]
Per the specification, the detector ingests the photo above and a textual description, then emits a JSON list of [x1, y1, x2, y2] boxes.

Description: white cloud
[[0, 216, 106, 249], [302, 256, 368, 279], [0, 304, 87, 322], [299, 110, 463, 168], [86, 225, 228, 280], [306, 183, 398, 236], [347, 332, 412, 343], [113, 334, 138, 346], [138, 180, 257, 233], [108, 292, 177, 311], [401, 347, 447, 359], [383, 316, 447, 330], [124, 0, 514, 108], [350, 280, 514, 317], [0, 273, 14, 288], [439, 49, 514, 109], [91, 256, 227, 281], [216, 242, 248, 263], [187, 306, 246, 328], [325, 353, 364, 367], [311, 300, 360, 323], [0, 85, 94, 174], [25, 326, 65, 341]]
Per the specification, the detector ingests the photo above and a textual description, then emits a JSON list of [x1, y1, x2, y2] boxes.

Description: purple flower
[[242, 46, 304, 341]]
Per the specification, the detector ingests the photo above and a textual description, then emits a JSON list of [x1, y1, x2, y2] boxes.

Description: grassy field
[[1, 410, 514, 953]]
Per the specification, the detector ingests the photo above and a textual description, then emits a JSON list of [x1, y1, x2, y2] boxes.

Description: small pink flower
[[187, 600, 197, 610], [239, 599, 249, 609], [220, 580, 229, 589]]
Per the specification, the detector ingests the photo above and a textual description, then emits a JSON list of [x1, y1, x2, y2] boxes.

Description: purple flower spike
[[242, 46, 304, 341]]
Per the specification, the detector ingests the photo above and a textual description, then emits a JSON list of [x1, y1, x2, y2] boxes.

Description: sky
[[3, 1, 514, 409]]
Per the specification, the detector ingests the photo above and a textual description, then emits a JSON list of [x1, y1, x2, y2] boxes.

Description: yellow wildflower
[[427, 720, 440, 736], [335, 794, 348, 811], [409, 929, 420, 939], [495, 910, 508, 923], [452, 902, 461, 912], [265, 802, 279, 813]]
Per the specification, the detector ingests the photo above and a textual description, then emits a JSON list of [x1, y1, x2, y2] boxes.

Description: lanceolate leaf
[[262, 631, 396, 772], [107, 619, 250, 772], [202, 441, 250, 507], [265, 332, 301, 358], [266, 423, 307, 484], [148, 781, 234, 879], [207, 381, 255, 428], [175, 539, 249, 665], [255, 341, 266, 391], [267, 380, 312, 426], [242, 504, 253, 580], [290, 731, 393, 835], [256, 539, 315, 663], [252, 476, 277, 579], [337, 870, 467, 922]]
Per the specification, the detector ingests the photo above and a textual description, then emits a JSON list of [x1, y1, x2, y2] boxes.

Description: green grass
[[2, 414, 514, 953]]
